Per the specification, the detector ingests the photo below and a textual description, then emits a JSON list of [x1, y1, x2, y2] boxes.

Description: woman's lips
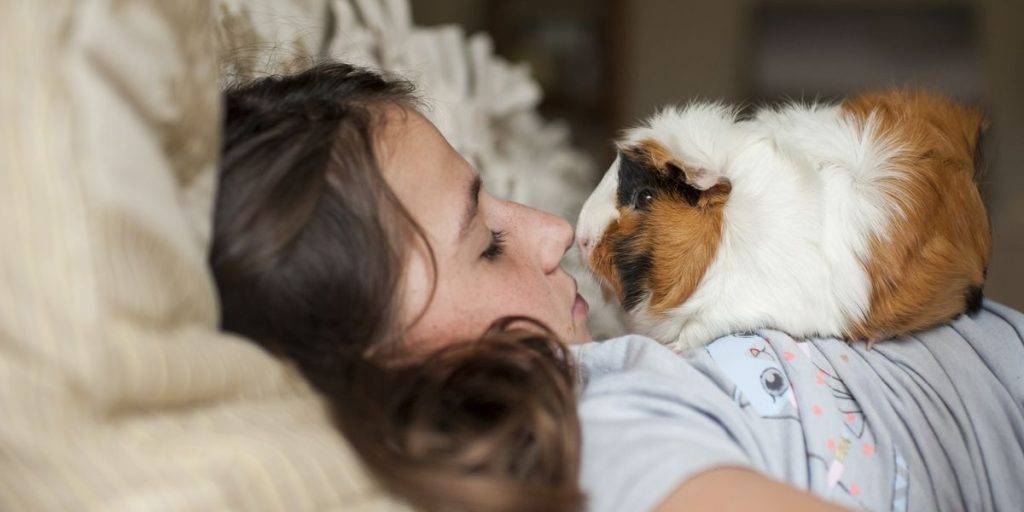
[[573, 292, 590, 319]]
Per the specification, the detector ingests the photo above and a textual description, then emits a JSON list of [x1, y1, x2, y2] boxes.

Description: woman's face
[[379, 110, 591, 352]]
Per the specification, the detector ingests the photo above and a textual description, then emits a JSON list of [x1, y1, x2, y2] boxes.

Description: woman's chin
[[576, 329, 593, 343]]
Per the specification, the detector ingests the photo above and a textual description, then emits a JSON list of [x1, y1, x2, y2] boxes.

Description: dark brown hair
[[210, 63, 582, 512]]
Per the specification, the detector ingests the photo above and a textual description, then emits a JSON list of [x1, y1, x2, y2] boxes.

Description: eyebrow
[[458, 175, 483, 241]]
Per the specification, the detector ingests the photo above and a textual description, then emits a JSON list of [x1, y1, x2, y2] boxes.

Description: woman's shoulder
[[571, 335, 771, 512], [571, 334, 686, 380], [572, 332, 777, 376], [571, 334, 737, 401]]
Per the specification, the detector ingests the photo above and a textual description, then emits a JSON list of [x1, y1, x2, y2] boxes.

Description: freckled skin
[[378, 110, 591, 352]]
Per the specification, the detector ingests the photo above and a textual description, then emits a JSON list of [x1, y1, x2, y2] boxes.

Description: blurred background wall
[[412, 0, 1024, 310]]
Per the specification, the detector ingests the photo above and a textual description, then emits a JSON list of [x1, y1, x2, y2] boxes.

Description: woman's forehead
[[378, 110, 477, 246]]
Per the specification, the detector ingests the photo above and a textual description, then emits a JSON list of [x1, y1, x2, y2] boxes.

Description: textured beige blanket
[[0, 1, 405, 510]]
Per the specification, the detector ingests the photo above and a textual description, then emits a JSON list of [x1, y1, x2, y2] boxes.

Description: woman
[[212, 63, 586, 512], [210, 63, 1024, 512]]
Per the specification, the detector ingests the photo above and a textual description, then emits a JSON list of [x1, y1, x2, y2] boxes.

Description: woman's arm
[[655, 467, 850, 512]]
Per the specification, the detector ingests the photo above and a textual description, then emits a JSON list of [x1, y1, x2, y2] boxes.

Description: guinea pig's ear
[[674, 164, 721, 191], [666, 162, 731, 207]]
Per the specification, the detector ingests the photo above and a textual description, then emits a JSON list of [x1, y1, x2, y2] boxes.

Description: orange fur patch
[[589, 220, 630, 301], [842, 90, 990, 340], [645, 196, 725, 314]]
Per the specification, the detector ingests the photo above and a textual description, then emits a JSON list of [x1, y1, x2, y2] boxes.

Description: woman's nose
[[520, 205, 574, 274]]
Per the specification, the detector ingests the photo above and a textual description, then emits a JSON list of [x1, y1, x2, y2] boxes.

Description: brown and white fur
[[576, 90, 990, 351]]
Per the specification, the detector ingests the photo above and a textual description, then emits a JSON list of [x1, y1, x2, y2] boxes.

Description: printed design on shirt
[[796, 340, 877, 506], [712, 335, 888, 507], [801, 342, 867, 439], [707, 334, 898, 509], [705, 334, 798, 419], [828, 437, 852, 485], [892, 452, 909, 512], [807, 453, 869, 509]]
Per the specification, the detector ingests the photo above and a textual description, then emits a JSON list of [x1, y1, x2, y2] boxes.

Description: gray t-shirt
[[573, 301, 1024, 512]]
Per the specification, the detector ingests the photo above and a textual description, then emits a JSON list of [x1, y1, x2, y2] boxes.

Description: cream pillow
[[0, 1, 405, 510]]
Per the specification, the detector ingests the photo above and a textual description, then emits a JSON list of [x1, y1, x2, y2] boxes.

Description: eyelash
[[481, 230, 507, 261]]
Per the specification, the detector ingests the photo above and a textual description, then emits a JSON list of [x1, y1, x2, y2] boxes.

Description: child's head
[[210, 63, 584, 511], [213, 64, 589, 361], [376, 108, 592, 352]]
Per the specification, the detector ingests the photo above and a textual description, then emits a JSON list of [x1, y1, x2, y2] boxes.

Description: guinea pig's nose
[[578, 236, 591, 252]]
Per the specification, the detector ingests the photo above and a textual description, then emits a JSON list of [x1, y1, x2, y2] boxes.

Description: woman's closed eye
[[481, 229, 507, 261]]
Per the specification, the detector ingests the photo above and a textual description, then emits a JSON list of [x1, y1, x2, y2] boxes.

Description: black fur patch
[[616, 153, 657, 207], [663, 162, 702, 206], [612, 231, 652, 311], [965, 285, 984, 315], [617, 151, 702, 209]]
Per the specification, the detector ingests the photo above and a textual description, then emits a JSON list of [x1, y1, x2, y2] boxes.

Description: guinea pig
[[576, 90, 990, 352]]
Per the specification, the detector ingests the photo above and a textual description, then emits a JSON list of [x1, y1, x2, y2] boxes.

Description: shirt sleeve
[[574, 336, 755, 512]]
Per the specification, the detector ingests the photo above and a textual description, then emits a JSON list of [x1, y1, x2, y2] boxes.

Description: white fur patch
[[576, 154, 621, 261], [621, 102, 742, 173]]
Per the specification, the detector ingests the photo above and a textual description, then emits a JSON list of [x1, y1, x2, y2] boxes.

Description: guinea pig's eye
[[632, 187, 655, 211]]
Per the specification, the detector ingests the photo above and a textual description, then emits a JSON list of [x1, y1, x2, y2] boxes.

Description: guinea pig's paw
[[665, 339, 697, 356], [863, 337, 887, 350], [849, 332, 887, 350]]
